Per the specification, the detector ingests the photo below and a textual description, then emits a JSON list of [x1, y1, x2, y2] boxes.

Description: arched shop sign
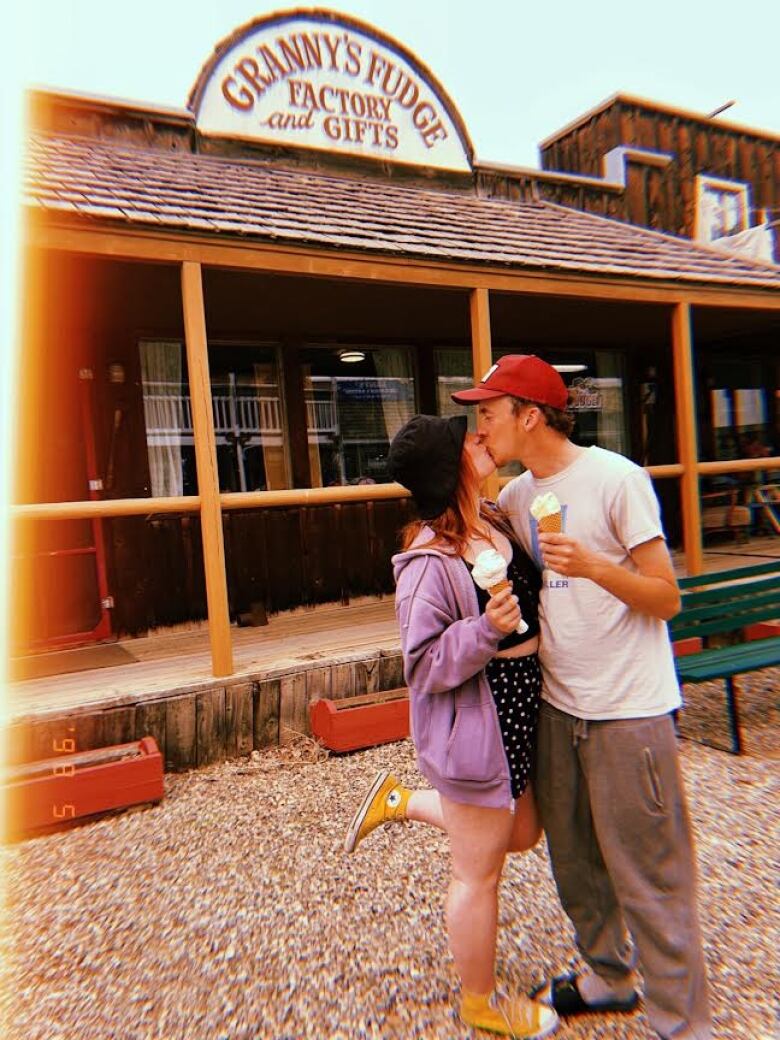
[[188, 8, 473, 172]]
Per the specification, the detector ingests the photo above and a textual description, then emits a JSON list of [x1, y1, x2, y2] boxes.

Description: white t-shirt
[[498, 445, 681, 720]]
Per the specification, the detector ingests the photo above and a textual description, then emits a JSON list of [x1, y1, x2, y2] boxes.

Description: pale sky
[[9, 0, 780, 169]]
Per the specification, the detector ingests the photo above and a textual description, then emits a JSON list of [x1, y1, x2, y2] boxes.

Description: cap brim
[[450, 386, 508, 403]]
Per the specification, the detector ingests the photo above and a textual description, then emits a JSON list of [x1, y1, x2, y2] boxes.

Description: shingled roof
[[25, 132, 780, 291]]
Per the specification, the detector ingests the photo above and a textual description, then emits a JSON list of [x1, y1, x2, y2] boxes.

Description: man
[[452, 355, 712, 1040]]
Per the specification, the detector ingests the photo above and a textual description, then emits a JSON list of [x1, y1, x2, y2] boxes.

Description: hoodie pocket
[[444, 702, 503, 784]]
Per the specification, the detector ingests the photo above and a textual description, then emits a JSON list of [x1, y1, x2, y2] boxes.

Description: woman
[[344, 414, 558, 1040]]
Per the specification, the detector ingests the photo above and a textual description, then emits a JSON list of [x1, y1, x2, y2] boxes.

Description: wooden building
[[536, 93, 779, 253], [12, 9, 780, 702]]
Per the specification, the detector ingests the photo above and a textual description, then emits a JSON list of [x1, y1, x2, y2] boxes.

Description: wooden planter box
[[4, 735, 164, 838], [310, 688, 410, 752], [673, 637, 704, 657], [745, 619, 780, 641]]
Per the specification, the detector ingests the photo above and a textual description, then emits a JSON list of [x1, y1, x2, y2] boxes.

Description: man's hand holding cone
[[532, 493, 599, 579]]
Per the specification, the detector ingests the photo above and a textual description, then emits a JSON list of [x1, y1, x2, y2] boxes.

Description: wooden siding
[[540, 98, 779, 244], [5, 652, 406, 772], [96, 498, 413, 636], [476, 169, 623, 218]]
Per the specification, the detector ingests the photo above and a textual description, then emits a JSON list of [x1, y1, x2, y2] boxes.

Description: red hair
[[401, 446, 486, 556]]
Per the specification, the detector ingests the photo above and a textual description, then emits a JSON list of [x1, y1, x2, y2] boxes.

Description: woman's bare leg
[[506, 786, 542, 853], [406, 788, 445, 830], [407, 786, 541, 850], [440, 795, 514, 994]]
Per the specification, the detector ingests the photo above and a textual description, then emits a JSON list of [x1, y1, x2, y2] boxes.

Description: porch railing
[[142, 381, 341, 438]]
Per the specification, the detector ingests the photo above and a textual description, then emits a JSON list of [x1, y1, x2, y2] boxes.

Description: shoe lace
[[491, 990, 539, 1037]]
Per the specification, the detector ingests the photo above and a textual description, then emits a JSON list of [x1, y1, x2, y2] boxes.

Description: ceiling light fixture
[[338, 349, 366, 363], [553, 364, 588, 373]]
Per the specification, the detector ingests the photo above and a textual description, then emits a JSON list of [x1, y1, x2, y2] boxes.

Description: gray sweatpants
[[533, 701, 712, 1040]]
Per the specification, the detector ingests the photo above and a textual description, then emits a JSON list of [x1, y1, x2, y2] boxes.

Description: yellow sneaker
[[460, 988, 559, 1039], [344, 769, 410, 853]]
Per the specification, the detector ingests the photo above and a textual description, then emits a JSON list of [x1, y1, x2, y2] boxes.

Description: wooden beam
[[645, 463, 685, 479], [470, 288, 493, 377], [469, 288, 499, 500], [12, 496, 201, 520], [27, 219, 780, 311], [9, 483, 412, 521], [671, 302, 703, 576], [19, 460, 780, 522], [280, 342, 312, 489], [697, 458, 780, 475], [219, 484, 410, 510], [181, 261, 233, 677]]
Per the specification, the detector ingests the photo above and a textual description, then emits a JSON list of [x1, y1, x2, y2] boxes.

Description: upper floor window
[[695, 175, 750, 244]]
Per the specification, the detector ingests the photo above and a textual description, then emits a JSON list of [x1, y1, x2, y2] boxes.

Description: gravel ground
[[1, 670, 778, 1040]]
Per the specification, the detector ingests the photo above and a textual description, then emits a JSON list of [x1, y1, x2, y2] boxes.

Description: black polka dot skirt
[[484, 654, 542, 799]]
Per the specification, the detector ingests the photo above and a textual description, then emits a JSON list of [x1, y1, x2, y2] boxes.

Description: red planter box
[[310, 688, 410, 752], [744, 620, 780, 641], [673, 637, 703, 657], [4, 736, 164, 838]]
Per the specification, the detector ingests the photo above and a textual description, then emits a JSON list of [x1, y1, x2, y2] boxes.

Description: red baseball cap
[[451, 354, 568, 409]]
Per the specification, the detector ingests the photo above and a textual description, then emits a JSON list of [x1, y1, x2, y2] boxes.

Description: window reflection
[[697, 180, 748, 243], [303, 346, 415, 486], [139, 341, 288, 495], [435, 349, 474, 421], [212, 349, 288, 492], [139, 339, 195, 495], [432, 348, 628, 475], [568, 352, 627, 456]]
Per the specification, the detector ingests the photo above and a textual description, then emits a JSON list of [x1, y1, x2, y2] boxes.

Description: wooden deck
[[7, 596, 400, 722], [4, 537, 777, 771], [8, 537, 780, 722]]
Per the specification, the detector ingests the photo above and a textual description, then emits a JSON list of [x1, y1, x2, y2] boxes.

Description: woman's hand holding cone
[[485, 584, 522, 635]]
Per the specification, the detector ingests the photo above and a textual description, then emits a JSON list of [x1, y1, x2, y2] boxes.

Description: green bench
[[670, 560, 780, 754]]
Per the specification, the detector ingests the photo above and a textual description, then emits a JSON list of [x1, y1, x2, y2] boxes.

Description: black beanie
[[387, 414, 468, 520]]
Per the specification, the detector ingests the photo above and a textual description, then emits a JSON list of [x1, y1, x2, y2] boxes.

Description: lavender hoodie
[[392, 528, 514, 810]]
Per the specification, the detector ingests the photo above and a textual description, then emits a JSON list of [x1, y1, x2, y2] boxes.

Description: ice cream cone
[[486, 579, 528, 634], [487, 579, 512, 596], [537, 511, 562, 534], [472, 549, 528, 635]]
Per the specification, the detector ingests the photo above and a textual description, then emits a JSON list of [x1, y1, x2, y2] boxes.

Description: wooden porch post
[[181, 261, 234, 676], [469, 288, 499, 500], [671, 301, 703, 576]]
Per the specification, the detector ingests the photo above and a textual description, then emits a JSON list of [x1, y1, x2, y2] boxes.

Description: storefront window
[[705, 356, 776, 463], [435, 348, 473, 419], [211, 346, 288, 492], [433, 348, 628, 475], [302, 346, 415, 486], [140, 340, 195, 496], [701, 354, 778, 533], [140, 340, 289, 495], [568, 351, 627, 456]]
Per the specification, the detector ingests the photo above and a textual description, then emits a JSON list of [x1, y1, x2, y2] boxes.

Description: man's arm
[[538, 533, 681, 620]]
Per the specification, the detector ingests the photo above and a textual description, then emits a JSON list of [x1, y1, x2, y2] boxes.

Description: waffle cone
[[537, 511, 562, 533], [487, 579, 512, 596]]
